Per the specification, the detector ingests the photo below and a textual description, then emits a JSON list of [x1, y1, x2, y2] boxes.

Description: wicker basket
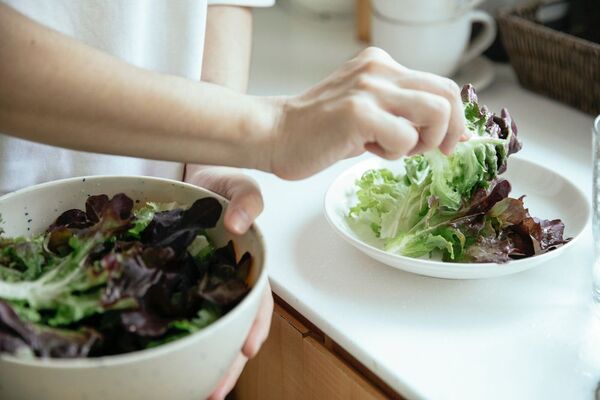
[[498, 2, 600, 115]]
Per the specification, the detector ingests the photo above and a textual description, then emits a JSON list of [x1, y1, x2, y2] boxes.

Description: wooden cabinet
[[234, 298, 402, 400]]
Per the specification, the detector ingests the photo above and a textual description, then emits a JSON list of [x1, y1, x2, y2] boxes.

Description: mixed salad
[[348, 84, 568, 263], [0, 194, 251, 358]]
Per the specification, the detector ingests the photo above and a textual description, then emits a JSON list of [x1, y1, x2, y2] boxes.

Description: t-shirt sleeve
[[207, 0, 275, 6]]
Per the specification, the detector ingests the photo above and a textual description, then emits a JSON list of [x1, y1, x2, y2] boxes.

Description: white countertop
[[247, 5, 600, 400]]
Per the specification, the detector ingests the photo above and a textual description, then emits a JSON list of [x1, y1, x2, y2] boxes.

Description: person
[[0, 1, 467, 399]]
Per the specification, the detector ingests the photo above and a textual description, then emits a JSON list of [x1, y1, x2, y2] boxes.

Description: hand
[[185, 166, 274, 400], [208, 284, 273, 400], [267, 47, 467, 180]]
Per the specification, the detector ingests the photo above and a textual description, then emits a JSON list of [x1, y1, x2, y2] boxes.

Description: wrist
[[184, 164, 233, 186], [242, 95, 285, 173]]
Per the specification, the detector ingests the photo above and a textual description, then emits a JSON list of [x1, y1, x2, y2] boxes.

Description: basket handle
[[460, 10, 497, 67]]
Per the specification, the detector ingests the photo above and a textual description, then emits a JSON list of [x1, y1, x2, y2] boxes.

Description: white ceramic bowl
[[324, 157, 590, 279], [0, 176, 268, 400]]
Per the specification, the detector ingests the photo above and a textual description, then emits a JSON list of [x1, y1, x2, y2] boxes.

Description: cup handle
[[460, 10, 497, 67]]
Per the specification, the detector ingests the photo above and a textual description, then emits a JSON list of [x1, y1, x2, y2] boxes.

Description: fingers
[[223, 175, 263, 235], [354, 101, 418, 159], [272, 46, 469, 180], [207, 286, 273, 400], [349, 47, 401, 74], [208, 352, 248, 400], [187, 167, 264, 235], [397, 71, 466, 154], [242, 284, 274, 358], [346, 47, 466, 155], [356, 77, 453, 154]]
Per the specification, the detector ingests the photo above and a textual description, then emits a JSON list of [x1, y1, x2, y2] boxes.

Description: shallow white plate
[[324, 157, 590, 279]]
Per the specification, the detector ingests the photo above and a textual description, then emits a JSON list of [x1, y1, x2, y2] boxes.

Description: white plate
[[324, 157, 590, 279]]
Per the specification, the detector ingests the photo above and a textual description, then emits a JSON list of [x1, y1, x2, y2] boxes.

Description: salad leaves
[[348, 84, 568, 263], [0, 194, 251, 358]]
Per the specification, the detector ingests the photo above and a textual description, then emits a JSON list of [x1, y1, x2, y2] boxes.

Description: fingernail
[[440, 144, 453, 156], [230, 207, 251, 234], [248, 338, 261, 358], [244, 344, 258, 359]]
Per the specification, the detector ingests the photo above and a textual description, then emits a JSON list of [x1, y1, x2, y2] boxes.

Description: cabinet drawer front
[[235, 303, 389, 400]]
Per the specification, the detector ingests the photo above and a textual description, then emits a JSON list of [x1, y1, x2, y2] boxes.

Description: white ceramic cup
[[372, 0, 484, 23], [371, 9, 497, 77], [286, 0, 354, 16]]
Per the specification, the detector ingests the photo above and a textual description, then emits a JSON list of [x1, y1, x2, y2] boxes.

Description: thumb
[[223, 177, 264, 235]]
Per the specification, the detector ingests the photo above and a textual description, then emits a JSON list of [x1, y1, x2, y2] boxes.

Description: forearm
[[0, 4, 275, 170], [185, 6, 254, 183]]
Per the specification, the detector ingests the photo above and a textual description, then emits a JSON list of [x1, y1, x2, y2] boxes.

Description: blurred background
[[249, 0, 599, 115]]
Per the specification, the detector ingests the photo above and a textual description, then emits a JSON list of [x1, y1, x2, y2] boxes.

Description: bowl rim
[[324, 156, 591, 270], [0, 175, 268, 368]]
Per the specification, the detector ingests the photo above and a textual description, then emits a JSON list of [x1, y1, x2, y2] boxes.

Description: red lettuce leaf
[[197, 277, 248, 307], [85, 194, 110, 223], [119, 308, 173, 337], [431, 178, 569, 263], [0, 331, 28, 355], [0, 301, 101, 358], [1, 194, 253, 357], [466, 179, 512, 215], [463, 236, 515, 263], [141, 197, 222, 254], [116, 241, 250, 338], [459, 195, 569, 263], [495, 109, 522, 157], [47, 194, 134, 255], [100, 243, 162, 307], [508, 217, 568, 258], [49, 193, 133, 232], [48, 209, 91, 231], [197, 242, 250, 307]]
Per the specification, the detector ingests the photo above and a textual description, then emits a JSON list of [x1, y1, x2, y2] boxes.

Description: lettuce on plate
[[0, 194, 251, 358], [348, 85, 568, 263]]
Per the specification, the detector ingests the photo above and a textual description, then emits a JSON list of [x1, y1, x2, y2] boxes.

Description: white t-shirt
[[0, 0, 273, 195]]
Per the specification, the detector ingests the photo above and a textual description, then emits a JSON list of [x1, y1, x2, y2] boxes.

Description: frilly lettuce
[[349, 85, 567, 263], [0, 193, 251, 358]]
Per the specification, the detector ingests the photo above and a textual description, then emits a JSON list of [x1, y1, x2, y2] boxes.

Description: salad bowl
[[0, 176, 268, 400]]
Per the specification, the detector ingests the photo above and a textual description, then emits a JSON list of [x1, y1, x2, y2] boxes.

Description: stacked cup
[[371, 0, 496, 77]]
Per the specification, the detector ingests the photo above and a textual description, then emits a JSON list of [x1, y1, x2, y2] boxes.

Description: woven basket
[[498, 2, 600, 115]]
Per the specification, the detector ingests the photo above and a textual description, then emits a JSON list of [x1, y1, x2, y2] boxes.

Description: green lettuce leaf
[[127, 203, 159, 239], [0, 193, 251, 359], [348, 85, 528, 262]]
